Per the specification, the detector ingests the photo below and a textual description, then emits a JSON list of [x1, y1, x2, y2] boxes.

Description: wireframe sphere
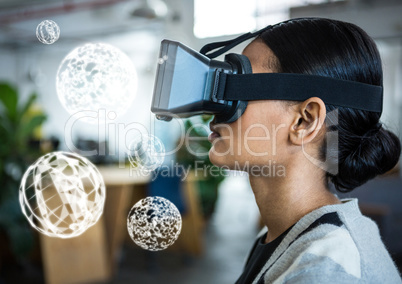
[[56, 43, 137, 122], [36, 20, 60, 44], [128, 134, 165, 171], [127, 196, 182, 251], [19, 152, 106, 238]]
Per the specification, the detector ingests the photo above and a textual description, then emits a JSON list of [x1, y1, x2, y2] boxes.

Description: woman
[[208, 18, 402, 283]]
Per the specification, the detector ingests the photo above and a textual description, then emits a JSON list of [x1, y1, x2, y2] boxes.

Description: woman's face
[[208, 40, 295, 171]]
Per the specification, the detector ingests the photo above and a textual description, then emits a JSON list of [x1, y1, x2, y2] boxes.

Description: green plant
[[176, 115, 225, 219], [0, 82, 47, 257]]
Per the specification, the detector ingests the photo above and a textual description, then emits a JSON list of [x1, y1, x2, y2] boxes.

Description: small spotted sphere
[[127, 196, 182, 251]]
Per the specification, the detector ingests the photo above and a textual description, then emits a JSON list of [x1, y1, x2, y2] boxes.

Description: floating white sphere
[[19, 152, 106, 238], [127, 196, 182, 251], [128, 134, 165, 171], [56, 43, 137, 122], [36, 20, 60, 44]]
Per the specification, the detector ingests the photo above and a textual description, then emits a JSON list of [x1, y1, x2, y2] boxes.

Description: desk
[[99, 166, 150, 273], [40, 166, 150, 284]]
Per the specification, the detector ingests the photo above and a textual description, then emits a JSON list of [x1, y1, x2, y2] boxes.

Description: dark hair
[[258, 18, 401, 192]]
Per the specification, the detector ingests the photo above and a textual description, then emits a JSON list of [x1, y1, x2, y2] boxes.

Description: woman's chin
[[209, 150, 233, 169], [209, 150, 223, 166]]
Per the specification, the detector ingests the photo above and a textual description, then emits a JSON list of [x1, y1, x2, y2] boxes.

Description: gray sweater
[[251, 199, 402, 283]]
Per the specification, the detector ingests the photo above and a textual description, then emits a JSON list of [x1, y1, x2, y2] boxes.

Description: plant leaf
[[201, 115, 213, 123], [0, 123, 9, 156], [19, 92, 38, 121], [18, 114, 47, 141], [0, 82, 18, 121]]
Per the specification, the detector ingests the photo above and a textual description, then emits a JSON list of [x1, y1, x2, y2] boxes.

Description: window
[[194, 0, 344, 38]]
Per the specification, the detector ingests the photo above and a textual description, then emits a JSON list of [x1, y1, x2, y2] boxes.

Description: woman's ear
[[289, 97, 326, 146]]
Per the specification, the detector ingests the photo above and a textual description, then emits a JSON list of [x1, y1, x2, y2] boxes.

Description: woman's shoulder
[[259, 199, 401, 283], [285, 198, 394, 271], [287, 198, 380, 243]]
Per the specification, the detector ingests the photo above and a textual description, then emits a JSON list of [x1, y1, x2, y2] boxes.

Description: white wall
[[378, 39, 402, 132], [0, 49, 17, 84]]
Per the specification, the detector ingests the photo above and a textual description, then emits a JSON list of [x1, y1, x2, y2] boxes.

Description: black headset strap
[[201, 21, 383, 113], [214, 72, 383, 113], [200, 25, 273, 59]]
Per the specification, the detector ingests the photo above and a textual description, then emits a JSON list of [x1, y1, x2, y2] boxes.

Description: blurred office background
[[0, 0, 401, 283]]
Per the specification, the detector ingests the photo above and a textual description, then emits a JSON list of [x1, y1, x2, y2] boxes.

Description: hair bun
[[331, 123, 401, 192], [373, 122, 382, 132], [360, 122, 382, 142]]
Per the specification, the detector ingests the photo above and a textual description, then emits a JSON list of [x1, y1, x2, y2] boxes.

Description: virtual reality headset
[[151, 25, 383, 124]]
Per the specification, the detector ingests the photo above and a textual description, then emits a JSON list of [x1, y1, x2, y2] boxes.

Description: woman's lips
[[209, 122, 221, 142], [208, 131, 221, 142]]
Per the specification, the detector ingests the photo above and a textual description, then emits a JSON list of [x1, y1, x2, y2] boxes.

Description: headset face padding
[[214, 54, 251, 124]]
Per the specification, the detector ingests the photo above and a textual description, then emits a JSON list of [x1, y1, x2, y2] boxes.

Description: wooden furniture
[[99, 166, 149, 273], [40, 218, 110, 284], [40, 167, 205, 283], [40, 166, 150, 284]]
